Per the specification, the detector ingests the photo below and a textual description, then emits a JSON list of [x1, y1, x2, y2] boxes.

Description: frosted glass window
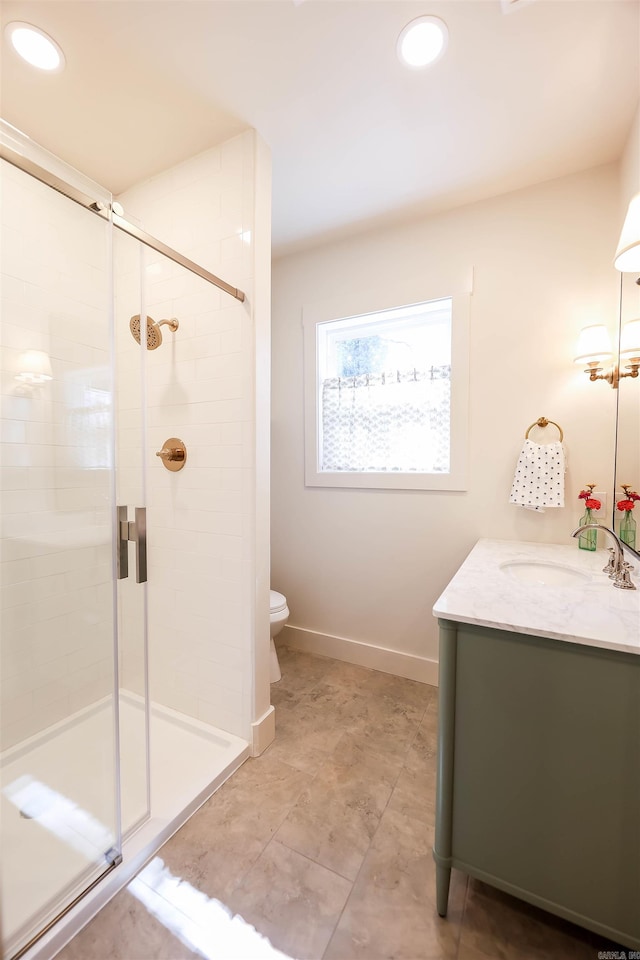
[[319, 300, 451, 473], [303, 293, 469, 491]]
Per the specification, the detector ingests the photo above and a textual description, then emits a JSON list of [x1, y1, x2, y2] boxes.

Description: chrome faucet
[[571, 523, 636, 590]]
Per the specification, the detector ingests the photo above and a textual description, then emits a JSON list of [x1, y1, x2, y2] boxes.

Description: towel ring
[[525, 417, 563, 442]]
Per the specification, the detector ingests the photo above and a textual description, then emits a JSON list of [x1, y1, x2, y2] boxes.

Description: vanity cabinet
[[434, 618, 640, 949]]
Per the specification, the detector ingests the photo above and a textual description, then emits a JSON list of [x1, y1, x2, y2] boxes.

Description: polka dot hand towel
[[508, 440, 565, 513]]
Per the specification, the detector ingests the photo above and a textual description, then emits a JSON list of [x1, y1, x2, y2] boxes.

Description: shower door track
[[10, 853, 123, 960], [0, 142, 246, 302]]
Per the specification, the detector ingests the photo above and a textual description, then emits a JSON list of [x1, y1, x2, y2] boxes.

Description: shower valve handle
[[155, 437, 187, 471], [156, 447, 184, 462]]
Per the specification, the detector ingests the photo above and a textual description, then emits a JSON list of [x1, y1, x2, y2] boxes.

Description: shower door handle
[[117, 506, 147, 584], [117, 506, 128, 580], [132, 507, 147, 584]]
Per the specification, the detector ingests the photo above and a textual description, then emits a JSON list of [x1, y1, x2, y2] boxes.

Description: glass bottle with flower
[[577, 484, 601, 551], [617, 484, 639, 550]]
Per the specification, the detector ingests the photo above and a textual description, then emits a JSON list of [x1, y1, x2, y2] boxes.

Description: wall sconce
[[14, 350, 53, 389], [620, 317, 640, 366], [614, 192, 640, 273], [578, 192, 640, 387], [15, 349, 53, 383], [574, 322, 640, 388]]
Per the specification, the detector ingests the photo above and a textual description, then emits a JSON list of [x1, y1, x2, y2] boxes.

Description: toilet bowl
[[269, 590, 289, 683]]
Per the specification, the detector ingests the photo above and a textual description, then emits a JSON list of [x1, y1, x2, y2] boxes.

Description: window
[[303, 289, 469, 490]]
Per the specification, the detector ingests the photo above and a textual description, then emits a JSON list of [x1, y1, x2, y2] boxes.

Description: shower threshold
[[1, 692, 249, 960]]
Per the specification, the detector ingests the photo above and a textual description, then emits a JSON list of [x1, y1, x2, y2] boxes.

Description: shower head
[[129, 315, 179, 350]]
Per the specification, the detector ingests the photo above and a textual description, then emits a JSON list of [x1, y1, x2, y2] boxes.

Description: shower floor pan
[[1, 692, 249, 959]]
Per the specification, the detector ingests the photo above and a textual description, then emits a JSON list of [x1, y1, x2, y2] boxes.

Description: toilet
[[269, 589, 289, 683]]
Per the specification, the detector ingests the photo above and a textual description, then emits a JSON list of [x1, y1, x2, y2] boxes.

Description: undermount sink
[[499, 560, 590, 587]]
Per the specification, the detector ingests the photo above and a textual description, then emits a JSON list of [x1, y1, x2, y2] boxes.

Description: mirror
[[613, 271, 640, 558]]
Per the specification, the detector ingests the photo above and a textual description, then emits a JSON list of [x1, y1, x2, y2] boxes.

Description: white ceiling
[[1, 0, 639, 256]]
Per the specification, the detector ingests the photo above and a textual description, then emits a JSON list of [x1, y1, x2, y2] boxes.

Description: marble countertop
[[433, 538, 640, 656]]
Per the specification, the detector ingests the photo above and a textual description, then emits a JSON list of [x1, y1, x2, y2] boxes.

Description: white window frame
[[303, 282, 470, 491]]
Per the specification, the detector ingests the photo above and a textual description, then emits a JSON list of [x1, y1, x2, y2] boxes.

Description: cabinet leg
[[436, 863, 451, 917]]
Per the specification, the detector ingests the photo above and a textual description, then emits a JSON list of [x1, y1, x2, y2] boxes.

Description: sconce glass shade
[[614, 192, 640, 272], [573, 325, 612, 365], [620, 318, 640, 361], [15, 350, 53, 383]]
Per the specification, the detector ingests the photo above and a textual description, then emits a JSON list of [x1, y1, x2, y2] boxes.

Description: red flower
[[617, 499, 636, 512], [578, 490, 591, 500], [629, 491, 640, 502], [585, 498, 601, 510]]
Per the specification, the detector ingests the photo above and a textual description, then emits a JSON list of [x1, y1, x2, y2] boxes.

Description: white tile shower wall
[[0, 160, 115, 750], [117, 131, 263, 740]]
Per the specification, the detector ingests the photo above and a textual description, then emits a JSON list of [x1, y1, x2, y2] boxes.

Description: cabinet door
[[452, 624, 640, 942]]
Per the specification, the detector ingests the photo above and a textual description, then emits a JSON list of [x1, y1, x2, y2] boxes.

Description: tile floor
[[58, 642, 625, 960]]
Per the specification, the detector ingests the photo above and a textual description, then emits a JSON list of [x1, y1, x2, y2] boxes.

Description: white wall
[[271, 163, 621, 683], [117, 130, 272, 745]]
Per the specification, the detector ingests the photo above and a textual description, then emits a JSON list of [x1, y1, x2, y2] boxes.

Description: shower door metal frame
[[0, 140, 246, 302], [0, 120, 245, 960], [10, 851, 123, 960]]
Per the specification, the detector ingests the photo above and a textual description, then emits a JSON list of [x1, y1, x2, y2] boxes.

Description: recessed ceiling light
[[397, 16, 448, 69], [5, 21, 65, 72]]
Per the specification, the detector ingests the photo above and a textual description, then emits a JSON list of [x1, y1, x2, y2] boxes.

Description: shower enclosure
[[0, 121, 268, 959]]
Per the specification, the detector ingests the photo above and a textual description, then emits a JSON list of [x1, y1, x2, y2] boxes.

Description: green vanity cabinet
[[434, 618, 640, 949]]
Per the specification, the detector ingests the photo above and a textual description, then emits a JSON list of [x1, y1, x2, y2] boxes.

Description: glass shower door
[[113, 229, 151, 839], [0, 138, 123, 958]]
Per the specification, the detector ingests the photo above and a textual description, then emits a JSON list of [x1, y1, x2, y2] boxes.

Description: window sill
[[304, 469, 467, 491]]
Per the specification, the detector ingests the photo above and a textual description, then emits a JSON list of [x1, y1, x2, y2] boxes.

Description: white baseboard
[[251, 704, 275, 756], [280, 625, 438, 686]]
